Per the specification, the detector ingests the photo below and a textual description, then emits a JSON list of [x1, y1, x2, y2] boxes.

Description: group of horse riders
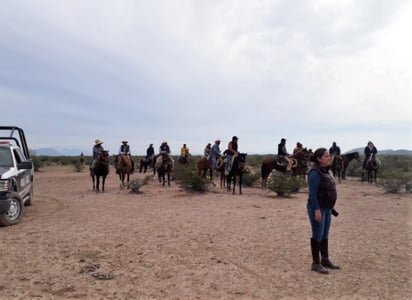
[[328, 140, 379, 170], [90, 137, 378, 175]]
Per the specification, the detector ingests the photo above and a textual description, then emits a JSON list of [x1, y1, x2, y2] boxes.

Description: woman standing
[[307, 148, 340, 274]]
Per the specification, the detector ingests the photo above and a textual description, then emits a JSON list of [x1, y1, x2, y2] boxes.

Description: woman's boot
[[311, 238, 329, 274], [320, 239, 340, 269]]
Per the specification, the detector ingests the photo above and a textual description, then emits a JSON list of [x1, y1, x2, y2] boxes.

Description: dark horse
[[139, 156, 154, 174], [227, 153, 247, 194], [341, 152, 361, 180], [90, 150, 109, 193], [197, 156, 212, 180], [178, 155, 190, 166], [362, 155, 379, 183], [216, 155, 227, 187], [155, 154, 173, 186], [331, 155, 344, 183], [114, 154, 133, 188], [261, 148, 311, 187]]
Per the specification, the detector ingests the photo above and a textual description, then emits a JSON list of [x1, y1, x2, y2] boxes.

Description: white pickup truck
[[0, 126, 34, 226]]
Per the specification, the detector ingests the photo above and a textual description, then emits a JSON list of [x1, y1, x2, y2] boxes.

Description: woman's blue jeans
[[307, 206, 332, 242]]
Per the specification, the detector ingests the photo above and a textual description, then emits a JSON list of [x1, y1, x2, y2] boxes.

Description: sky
[[1, 0, 411, 155]]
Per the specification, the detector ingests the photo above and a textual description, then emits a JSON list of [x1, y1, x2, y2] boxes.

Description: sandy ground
[[0, 165, 410, 300]]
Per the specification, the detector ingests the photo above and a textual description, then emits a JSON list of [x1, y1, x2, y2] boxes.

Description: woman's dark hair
[[310, 147, 328, 163]]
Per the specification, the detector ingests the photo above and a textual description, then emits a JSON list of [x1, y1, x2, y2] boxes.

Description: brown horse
[[197, 156, 212, 179], [90, 150, 109, 193], [261, 148, 311, 187], [155, 154, 173, 186], [114, 155, 133, 188]]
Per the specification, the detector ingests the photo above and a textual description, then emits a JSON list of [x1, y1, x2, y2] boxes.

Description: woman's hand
[[315, 209, 321, 222]]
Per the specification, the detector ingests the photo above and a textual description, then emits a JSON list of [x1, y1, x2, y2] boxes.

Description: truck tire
[[0, 192, 23, 226]]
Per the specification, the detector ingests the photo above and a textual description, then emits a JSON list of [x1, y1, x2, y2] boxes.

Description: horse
[[261, 149, 310, 187], [178, 155, 190, 166], [291, 149, 311, 177], [216, 155, 227, 187], [90, 150, 109, 193], [197, 156, 212, 180], [341, 152, 361, 179], [114, 154, 133, 188], [139, 156, 154, 174], [331, 155, 344, 183], [155, 154, 173, 186], [362, 155, 379, 183], [226, 153, 247, 194]]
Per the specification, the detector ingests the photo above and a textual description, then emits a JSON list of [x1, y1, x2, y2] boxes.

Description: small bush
[[267, 170, 305, 196], [128, 176, 151, 193], [178, 168, 210, 193], [73, 161, 84, 173], [378, 171, 412, 193], [242, 172, 260, 187]]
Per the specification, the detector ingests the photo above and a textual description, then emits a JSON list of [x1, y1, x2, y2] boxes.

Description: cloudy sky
[[1, 0, 411, 155]]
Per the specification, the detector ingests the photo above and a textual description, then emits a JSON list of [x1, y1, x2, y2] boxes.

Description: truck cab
[[0, 126, 34, 226]]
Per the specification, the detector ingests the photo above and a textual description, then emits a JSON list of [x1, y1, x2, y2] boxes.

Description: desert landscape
[[0, 165, 410, 300]]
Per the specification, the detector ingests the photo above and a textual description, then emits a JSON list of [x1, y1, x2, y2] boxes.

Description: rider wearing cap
[[277, 138, 291, 167]]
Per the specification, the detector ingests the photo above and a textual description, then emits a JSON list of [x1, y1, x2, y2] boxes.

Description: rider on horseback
[[203, 143, 212, 159], [363, 141, 378, 169], [156, 141, 172, 168], [225, 136, 239, 175], [179, 144, 190, 163], [210, 140, 222, 172], [277, 138, 291, 168], [146, 144, 155, 165], [118, 140, 135, 173], [91, 139, 104, 169], [293, 142, 303, 154], [329, 141, 341, 162]]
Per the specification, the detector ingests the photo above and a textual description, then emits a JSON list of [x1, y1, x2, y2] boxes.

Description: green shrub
[[267, 170, 306, 196], [128, 176, 151, 193], [378, 171, 412, 193], [242, 172, 260, 187], [73, 161, 84, 173]]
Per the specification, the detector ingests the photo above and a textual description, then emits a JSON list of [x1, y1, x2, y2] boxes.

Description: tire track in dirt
[[22, 194, 65, 224]]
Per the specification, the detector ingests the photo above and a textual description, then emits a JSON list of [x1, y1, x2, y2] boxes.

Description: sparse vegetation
[[267, 170, 306, 197], [128, 176, 151, 193]]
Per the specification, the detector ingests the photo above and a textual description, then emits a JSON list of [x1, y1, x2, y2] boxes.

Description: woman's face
[[317, 150, 332, 167]]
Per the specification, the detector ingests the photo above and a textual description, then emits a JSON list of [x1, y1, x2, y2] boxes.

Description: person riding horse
[[118, 140, 134, 173], [203, 143, 212, 159], [156, 141, 172, 167], [329, 142, 341, 159], [91, 139, 106, 170], [210, 140, 222, 173], [179, 143, 190, 163], [363, 141, 378, 169], [146, 143, 155, 166], [225, 136, 239, 175], [277, 138, 291, 168], [293, 142, 303, 154]]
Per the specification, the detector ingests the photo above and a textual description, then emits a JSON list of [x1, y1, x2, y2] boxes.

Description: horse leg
[[91, 175, 96, 191], [167, 172, 170, 186], [96, 176, 100, 193], [239, 174, 243, 194], [232, 175, 236, 194], [102, 176, 106, 192]]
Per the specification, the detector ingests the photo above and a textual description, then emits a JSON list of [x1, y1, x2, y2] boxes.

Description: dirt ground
[[0, 165, 410, 300]]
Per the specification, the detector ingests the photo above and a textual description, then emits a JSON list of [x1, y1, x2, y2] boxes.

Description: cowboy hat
[[121, 140, 128, 143], [95, 139, 103, 145]]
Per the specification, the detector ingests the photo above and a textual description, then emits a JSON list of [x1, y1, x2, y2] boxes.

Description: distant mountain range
[[33, 147, 412, 156], [346, 148, 412, 156], [32, 148, 87, 156]]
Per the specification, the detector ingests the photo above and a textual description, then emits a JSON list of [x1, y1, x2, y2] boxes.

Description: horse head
[[99, 150, 109, 162], [236, 153, 247, 171]]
